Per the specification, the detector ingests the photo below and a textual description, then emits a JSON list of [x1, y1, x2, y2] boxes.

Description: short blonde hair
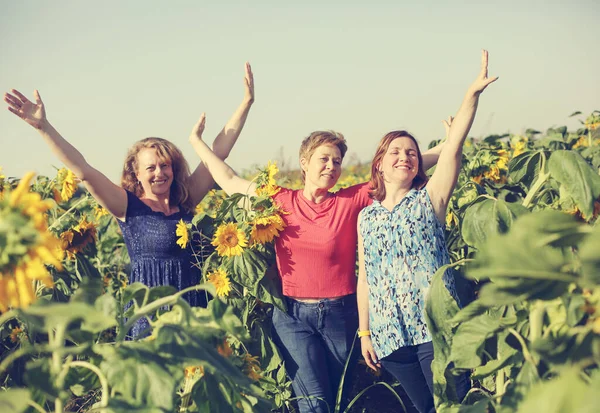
[[299, 131, 348, 181], [121, 137, 193, 211]]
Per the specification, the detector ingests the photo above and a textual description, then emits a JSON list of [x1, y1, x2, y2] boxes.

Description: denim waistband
[[286, 294, 356, 309]]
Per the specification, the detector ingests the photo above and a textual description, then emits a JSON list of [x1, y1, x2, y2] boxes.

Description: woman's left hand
[[469, 49, 498, 95]]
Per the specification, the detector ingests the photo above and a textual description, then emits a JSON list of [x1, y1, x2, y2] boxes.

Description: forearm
[[446, 89, 480, 152], [190, 137, 241, 194], [357, 277, 371, 331], [212, 99, 253, 160], [38, 120, 91, 179]]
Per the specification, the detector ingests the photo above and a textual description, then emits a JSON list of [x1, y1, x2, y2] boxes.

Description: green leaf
[[450, 313, 517, 369], [516, 367, 599, 413], [461, 197, 528, 249], [508, 150, 544, 187], [96, 343, 180, 411], [16, 301, 116, 333], [548, 150, 600, 219], [231, 249, 269, 290], [424, 263, 462, 407], [578, 223, 600, 285], [0, 388, 31, 413]]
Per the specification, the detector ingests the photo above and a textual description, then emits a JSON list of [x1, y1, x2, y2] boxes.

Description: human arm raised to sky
[[188, 113, 257, 196], [187, 62, 255, 205], [4, 89, 128, 220], [426, 50, 498, 222]]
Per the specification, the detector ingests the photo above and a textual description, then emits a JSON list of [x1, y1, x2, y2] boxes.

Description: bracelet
[[357, 330, 371, 338]]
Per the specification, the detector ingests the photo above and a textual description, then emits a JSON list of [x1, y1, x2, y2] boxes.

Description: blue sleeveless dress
[[118, 190, 211, 338], [359, 188, 459, 359]]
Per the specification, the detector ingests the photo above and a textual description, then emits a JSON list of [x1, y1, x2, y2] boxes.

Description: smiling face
[[379, 137, 420, 184], [301, 144, 343, 191], [135, 147, 174, 198]]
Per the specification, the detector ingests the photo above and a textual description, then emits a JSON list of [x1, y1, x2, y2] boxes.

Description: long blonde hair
[[121, 137, 193, 211]]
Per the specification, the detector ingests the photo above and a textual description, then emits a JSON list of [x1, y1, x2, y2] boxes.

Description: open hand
[[4, 89, 47, 130], [442, 115, 454, 138], [469, 50, 498, 95], [244, 62, 254, 104], [189, 112, 206, 143]]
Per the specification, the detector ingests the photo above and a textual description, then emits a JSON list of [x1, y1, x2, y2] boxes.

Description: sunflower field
[[0, 110, 599, 413]]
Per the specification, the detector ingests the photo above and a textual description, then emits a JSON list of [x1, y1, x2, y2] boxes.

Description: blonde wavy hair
[[298, 130, 348, 182], [121, 137, 193, 211]]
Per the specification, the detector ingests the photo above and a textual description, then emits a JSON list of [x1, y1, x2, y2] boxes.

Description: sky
[[1, 0, 598, 182]]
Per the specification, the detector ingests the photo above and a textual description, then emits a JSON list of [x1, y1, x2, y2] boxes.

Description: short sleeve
[[336, 182, 372, 208]]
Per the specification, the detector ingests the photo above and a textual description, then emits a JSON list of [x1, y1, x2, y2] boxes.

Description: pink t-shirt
[[271, 183, 372, 298]]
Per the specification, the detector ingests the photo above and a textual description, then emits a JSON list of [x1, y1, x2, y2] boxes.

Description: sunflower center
[[223, 234, 238, 247]]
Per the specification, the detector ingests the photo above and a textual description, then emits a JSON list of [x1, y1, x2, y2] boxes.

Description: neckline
[[374, 188, 417, 212], [139, 198, 183, 217]]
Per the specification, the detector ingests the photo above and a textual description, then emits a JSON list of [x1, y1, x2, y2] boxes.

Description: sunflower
[[512, 140, 527, 158], [0, 257, 55, 312], [256, 183, 281, 197], [184, 365, 205, 379], [0, 172, 64, 312], [256, 161, 281, 197], [207, 268, 232, 297], [195, 203, 205, 215], [496, 150, 510, 170], [250, 214, 285, 245], [0, 166, 5, 182], [217, 339, 233, 357], [243, 353, 262, 381], [212, 222, 248, 257], [60, 216, 98, 259], [55, 168, 79, 202], [94, 205, 109, 220], [175, 219, 189, 249], [9, 326, 23, 343]]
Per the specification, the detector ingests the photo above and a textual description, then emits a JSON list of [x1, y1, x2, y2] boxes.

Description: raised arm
[[188, 114, 257, 196], [357, 218, 380, 372], [4, 89, 127, 219], [426, 50, 498, 222], [187, 62, 255, 205]]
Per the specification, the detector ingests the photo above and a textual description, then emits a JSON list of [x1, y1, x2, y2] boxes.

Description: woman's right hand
[[189, 112, 207, 143], [4, 89, 47, 130], [243, 62, 254, 105], [360, 336, 382, 372]]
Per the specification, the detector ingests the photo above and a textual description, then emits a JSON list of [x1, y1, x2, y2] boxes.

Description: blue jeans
[[380, 341, 470, 413], [272, 295, 359, 413]]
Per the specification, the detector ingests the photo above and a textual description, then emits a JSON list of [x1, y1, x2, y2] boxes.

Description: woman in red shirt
[[189, 118, 443, 413]]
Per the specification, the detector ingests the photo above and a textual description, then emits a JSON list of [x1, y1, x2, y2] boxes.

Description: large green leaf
[[508, 150, 544, 188], [449, 313, 517, 369], [424, 264, 462, 407], [548, 150, 600, 219], [230, 249, 269, 290], [16, 301, 116, 333], [578, 222, 600, 286], [516, 368, 600, 413], [461, 197, 528, 249], [467, 211, 582, 293], [0, 388, 31, 413], [96, 343, 180, 411]]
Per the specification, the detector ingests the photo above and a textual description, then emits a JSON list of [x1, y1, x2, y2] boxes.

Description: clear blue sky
[[1, 0, 598, 181]]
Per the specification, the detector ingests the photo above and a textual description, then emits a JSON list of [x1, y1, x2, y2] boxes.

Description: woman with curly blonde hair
[[4, 62, 255, 338]]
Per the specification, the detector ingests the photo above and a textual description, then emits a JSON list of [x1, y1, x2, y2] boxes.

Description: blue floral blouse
[[359, 188, 459, 359]]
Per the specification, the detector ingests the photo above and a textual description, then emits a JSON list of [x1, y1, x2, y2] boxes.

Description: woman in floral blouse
[[356, 50, 498, 413]]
